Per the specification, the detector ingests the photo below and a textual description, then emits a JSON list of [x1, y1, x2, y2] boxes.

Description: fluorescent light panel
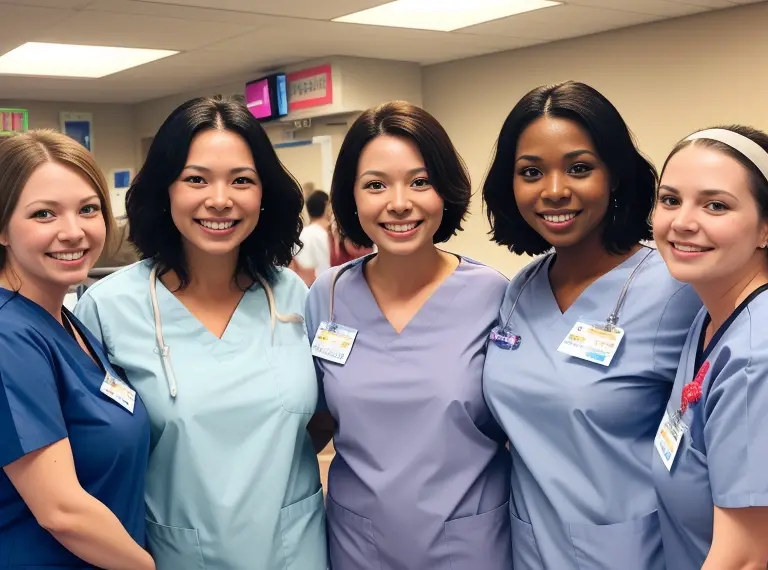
[[0, 42, 178, 78], [333, 0, 561, 32]]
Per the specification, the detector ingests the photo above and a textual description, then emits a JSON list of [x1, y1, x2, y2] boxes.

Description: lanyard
[[149, 264, 303, 398]]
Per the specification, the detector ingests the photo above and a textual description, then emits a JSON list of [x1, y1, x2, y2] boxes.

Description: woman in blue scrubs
[[652, 126, 768, 569], [75, 96, 327, 569], [0, 131, 152, 569], [305, 101, 512, 570], [481, 81, 702, 570]]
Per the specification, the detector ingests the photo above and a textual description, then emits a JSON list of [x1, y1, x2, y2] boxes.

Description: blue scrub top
[[306, 255, 513, 570], [483, 247, 702, 570], [0, 288, 150, 569], [654, 285, 768, 570], [75, 260, 327, 570]]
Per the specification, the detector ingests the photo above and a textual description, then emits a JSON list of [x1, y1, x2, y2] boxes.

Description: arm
[[4, 439, 154, 570], [702, 506, 768, 570]]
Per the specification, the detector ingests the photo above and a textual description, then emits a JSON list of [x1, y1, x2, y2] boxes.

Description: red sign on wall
[[286, 64, 333, 111]]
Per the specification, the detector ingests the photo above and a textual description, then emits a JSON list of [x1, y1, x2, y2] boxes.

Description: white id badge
[[655, 411, 684, 471], [311, 321, 358, 365], [557, 321, 625, 366], [100, 372, 136, 414]]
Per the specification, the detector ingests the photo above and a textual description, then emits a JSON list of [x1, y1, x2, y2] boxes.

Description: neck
[[166, 246, 243, 299], [0, 268, 67, 323], [550, 228, 641, 286], [695, 253, 768, 333], [311, 217, 329, 230], [366, 245, 452, 297]]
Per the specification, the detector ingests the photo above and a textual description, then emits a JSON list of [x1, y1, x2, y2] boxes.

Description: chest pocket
[[267, 344, 318, 415]]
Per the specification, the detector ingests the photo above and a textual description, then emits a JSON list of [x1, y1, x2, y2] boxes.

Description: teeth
[[50, 251, 84, 261], [673, 243, 707, 253], [542, 213, 577, 223], [384, 222, 418, 232], [200, 220, 235, 230]]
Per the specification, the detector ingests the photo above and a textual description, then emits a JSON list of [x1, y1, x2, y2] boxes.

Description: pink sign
[[286, 64, 333, 111], [245, 78, 273, 120]]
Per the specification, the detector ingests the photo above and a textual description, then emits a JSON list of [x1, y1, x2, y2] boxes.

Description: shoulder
[[78, 259, 152, 303], [270, 266, 309, 309], [307, 256, 366, 311], [457, 255, 509, 295], [743, 290, 768, 355], [634, 248, 701, 314], [0, 296, 53, 365]]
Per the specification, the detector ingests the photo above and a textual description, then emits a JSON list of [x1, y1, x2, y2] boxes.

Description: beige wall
[[423, 2, 768, 277], [0, 99, 138, 182]]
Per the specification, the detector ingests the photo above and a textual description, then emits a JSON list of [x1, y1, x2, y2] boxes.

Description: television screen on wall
[[245, 73, 287, 122]]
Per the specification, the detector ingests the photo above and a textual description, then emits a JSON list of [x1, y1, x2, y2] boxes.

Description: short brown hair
[[331, 101, 470, 247], [0, 129, 115, 270]]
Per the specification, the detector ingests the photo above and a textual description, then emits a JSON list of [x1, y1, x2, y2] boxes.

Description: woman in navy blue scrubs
[[0, 131, 153, 569]]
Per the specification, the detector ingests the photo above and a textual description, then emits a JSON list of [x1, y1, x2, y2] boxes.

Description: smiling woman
[[73, 96, 328, 569], [0, 130, 154, 570]]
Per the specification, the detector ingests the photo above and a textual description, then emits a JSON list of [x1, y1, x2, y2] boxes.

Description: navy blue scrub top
[[0, 288, 150, 569]]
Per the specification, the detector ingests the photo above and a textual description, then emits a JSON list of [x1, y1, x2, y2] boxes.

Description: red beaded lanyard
[[679, 360, 710, 415]]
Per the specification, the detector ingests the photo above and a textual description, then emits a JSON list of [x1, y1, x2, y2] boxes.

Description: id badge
[[311, 321, 358, 365], [489, 325, 521, 350], [655, 410, 685, 471], [557, 321, 625, 366], [100, 372, 136, 414]]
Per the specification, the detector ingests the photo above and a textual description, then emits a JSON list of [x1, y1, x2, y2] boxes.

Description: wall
[[423, 2, 768, 277], [0, 99, 138, 181]]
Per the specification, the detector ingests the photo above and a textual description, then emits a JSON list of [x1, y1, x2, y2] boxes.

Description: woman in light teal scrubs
[[75, 96, 327, 569]]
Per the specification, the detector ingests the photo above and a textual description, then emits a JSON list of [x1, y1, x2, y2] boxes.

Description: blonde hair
[[0, 129, 115, 269]]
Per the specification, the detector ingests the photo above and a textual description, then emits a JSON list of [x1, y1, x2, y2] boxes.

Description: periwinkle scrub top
[[0, 288, 150, 569], [483, 247, 703, 570], [653, 285, 768, 570], [75, 260, 327, 570], [306, 255, 514, 570]]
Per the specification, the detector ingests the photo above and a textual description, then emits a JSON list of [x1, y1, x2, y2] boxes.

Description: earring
[[611, 195, 619, 226], [261, 207, 265, 211]]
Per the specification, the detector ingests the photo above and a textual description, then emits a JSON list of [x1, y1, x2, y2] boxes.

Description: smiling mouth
[[672, 242, 713, 253], [538, 212, 580, 223], [380, 221, 423, 233], [46, 250, 87, 261], [196, 220, 239, 230]]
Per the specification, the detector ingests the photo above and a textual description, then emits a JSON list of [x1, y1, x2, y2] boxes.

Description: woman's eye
[[412, 178, 431, 188], [31, 210, 54, 220], [184, 175, 206, 184], [658, 195, 679, 207], [518, 167, 541, 179], [81, 204, 101, 215], [233, 177, 254, 185], [364, 181, 385, 191], [568, 163, 593, 176], [706, 201, 729, 212]]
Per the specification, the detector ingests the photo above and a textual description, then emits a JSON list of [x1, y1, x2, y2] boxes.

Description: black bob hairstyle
[[331, 100, 471, 248], [126, 95, 304, 287], [483, 81, 657, 256]]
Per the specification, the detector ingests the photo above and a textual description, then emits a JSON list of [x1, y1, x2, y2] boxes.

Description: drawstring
[[149, 265, 303, 398]]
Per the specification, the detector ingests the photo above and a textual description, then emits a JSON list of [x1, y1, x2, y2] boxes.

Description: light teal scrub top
[[75, 260, 327, 570]]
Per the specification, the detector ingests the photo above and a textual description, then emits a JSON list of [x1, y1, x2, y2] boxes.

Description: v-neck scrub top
[[305, 256, 513, 570], [653, 286, 768, 570], [74, 260, 327, 570], [482, 247, 703, 570], [0, 289, 150, 569]]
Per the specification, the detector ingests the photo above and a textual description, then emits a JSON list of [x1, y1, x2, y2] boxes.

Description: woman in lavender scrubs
[[305, 101, 512, 570]]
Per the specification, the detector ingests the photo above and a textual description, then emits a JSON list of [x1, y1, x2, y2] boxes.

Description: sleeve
[[653, 284, 703, 381], [73, 290, 109, 349], [305, 273, 331, 413], [0, 329, 68, 468], [704, 347, 768, 509]]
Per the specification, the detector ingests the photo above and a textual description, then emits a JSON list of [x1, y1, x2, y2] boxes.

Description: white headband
[[685, 128, 768, 184]]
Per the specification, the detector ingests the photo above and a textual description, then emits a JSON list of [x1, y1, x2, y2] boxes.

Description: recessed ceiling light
[[0, 42, 178, 78], [333, 0, 561, 32]]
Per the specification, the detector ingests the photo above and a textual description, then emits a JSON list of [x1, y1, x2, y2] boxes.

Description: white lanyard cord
[[149, 265, 303, 399]]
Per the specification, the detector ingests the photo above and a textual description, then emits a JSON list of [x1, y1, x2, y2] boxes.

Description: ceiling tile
[[83, 0, 281, 25], [124, 0, 391, 20], [566, 0, 710, 16], [0, 0, 93, 8], [32, 9, 260, 50], [458, 4, 663, 40]]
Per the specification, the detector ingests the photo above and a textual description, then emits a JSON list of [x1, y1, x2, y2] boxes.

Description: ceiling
[[0, 0, 761, 104]]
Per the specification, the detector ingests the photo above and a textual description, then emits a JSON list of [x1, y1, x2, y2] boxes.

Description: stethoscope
[[492, 247, 654, 349], [149, 264, 303, 398]]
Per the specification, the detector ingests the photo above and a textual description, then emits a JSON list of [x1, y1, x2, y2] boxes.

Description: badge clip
[[490, 325, 521, 350]]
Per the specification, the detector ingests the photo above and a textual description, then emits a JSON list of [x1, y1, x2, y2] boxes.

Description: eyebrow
[[516, 149, 597, 163], [358, 167, 428, 179], [659, 185, 739, 200], [184, 164, 258, 176], [26, 194, 100, 208]]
